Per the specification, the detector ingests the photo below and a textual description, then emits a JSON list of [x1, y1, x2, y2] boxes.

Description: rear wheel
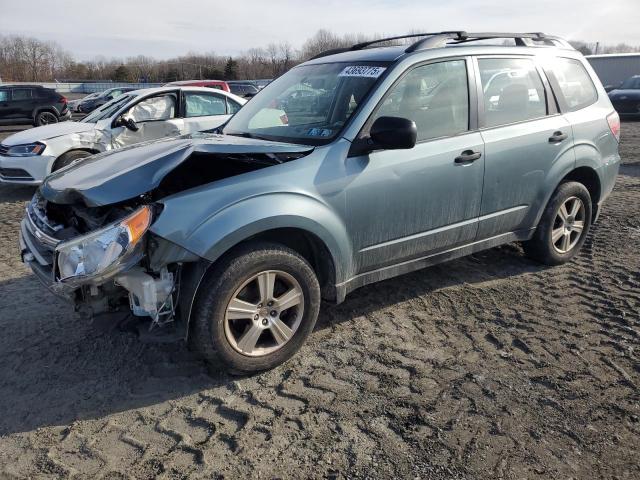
[[190, 242, 321, 373], [523, 181, 592, 265], [34, 110, 58, 126], [52, 150, 91, 172]]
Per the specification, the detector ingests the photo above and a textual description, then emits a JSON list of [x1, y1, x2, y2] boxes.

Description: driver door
[[111, 92, 184, 148], [344, 59, 485, 273]]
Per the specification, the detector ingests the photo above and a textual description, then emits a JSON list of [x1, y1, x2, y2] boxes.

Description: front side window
[[478, 58, 547, 127], [127, 94, 176, 122], [11, 89, 33, 100], [223, 62, 388, 145], [545, 58, 598, 111], [184, 92, 227, 117], [371, 60, 469, 142]]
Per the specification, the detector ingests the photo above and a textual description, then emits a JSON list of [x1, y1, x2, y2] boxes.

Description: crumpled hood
[[40, 133, 314, 207], [2, 122, 95, 146]]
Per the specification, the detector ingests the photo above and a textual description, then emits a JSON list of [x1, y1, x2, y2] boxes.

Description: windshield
[[80, 94, 135, 123], [620, 77, 640, 89], [223, 62, 389, 145]]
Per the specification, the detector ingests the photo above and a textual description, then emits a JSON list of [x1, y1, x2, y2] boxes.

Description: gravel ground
[[0, 122, 639, 479]]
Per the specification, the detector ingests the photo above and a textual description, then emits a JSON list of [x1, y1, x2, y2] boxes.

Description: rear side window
[[184, 92, 227, 117], [11, 89, 33, 100], [478, 58, 547, 127], [545, 58, 598, 112], [372, 60, 469, 142], [0, 90, 8, 101]]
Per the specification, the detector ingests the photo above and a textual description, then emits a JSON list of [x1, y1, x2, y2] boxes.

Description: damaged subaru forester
[[20, 32, 621, 373]]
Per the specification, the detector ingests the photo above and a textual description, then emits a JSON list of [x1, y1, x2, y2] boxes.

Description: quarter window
[[478, 58, 547, 127], [0, 91, 8, 101], [184, 92, 227, 117], [544, 58, 598, 111], [127, 94, 176, 122], [227, 98, 242, 114], [372, 60, 469, 141]]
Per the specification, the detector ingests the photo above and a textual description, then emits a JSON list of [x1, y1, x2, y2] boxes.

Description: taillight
[[60, 95, 68, 104], [607, 111, 620, 142]]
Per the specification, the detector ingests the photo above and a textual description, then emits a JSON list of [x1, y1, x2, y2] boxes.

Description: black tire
[[34, 110, 59, 127], [523, 181, 592, 265], [52, 150, 91, 172], [190, 242, 321, 373]]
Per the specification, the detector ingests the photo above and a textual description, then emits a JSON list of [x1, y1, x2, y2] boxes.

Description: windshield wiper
[[225, 132, 272, 141]]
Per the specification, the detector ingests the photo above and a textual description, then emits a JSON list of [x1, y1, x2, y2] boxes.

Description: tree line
[[1, 30, 639, 83]]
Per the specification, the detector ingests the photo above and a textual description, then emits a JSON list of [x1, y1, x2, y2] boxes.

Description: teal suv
[[20, 32, 620, 372]]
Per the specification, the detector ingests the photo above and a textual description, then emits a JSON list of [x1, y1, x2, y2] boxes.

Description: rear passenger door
[[10, 88, 34, 120], [181, 91, 233, 133], [475, 56, 574, 239]]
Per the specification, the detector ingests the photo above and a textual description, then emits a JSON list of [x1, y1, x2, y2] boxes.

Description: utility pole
[[594, 42, 599, 55]]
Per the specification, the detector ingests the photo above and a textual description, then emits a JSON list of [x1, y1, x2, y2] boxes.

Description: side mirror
[[369, 116, 417, 150], [117, 116, 139, 131]]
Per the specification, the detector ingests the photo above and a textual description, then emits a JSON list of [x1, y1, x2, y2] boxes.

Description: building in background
[[586, 53, 640, 90]]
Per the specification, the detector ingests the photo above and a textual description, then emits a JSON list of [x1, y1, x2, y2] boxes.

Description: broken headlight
[[55, 206, 152, 282]]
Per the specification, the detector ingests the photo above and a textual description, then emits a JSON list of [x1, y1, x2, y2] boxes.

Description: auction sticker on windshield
[[338, 66, 386, 78]]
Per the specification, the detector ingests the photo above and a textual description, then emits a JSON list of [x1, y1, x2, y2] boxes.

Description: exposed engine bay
[[20, 136, 312, 336]]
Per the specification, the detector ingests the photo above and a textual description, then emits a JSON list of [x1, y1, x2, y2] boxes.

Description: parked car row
[[9, 31, 620, 374], [608, 75, 640, 117], [0, 86, 245, 183], [0, 85, 70, 126]]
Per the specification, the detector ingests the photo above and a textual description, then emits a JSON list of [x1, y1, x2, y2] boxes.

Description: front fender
[[151, 192, 354, 284]]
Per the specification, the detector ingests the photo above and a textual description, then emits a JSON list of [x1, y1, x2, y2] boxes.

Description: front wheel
[[523, 181, 592, 265], [190, 242, 321, 373], [52, 150, 91, 172]]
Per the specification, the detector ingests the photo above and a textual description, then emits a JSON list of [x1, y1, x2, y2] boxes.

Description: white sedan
[[0, 86, 246, 184]]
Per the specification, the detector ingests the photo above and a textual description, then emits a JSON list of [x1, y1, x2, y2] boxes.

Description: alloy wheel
[[39, 112, 58, 125], [223, 270, 304, 357], [551, 196, 586, 254]]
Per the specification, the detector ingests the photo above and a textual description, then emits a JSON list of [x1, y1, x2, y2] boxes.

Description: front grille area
[[0, 167, 33, 180], [0, 144, 10, 155]]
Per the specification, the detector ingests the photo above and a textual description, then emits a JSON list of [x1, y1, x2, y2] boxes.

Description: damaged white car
[[0, 86, 245, 184]]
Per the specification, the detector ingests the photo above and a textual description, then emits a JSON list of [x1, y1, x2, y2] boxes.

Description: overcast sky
[[1, 0, 638, 60]]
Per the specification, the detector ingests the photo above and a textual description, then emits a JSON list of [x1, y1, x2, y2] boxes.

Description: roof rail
[[309, 31, 574, 61], [406, 32, 574, 52]]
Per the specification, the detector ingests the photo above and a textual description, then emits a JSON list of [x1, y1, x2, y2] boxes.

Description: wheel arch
[[32, 106, 60, 123], [49, 148, 100, 173]]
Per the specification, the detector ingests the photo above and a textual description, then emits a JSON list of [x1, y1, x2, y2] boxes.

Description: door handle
[[455, 150, 482, 164], [549, 131, 568, 143]]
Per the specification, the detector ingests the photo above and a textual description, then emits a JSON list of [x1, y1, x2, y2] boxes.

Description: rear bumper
[[0, 153, 54, 184]]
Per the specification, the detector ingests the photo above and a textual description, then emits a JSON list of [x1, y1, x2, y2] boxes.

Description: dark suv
[[0, 85, 70, 126]]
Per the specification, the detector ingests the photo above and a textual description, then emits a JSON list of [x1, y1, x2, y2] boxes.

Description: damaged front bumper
[[18, 211, 143, 299], [19, 200, 196, 329]]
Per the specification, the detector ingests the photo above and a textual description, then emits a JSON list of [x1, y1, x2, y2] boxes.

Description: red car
[[164, 80, 230, 92]]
